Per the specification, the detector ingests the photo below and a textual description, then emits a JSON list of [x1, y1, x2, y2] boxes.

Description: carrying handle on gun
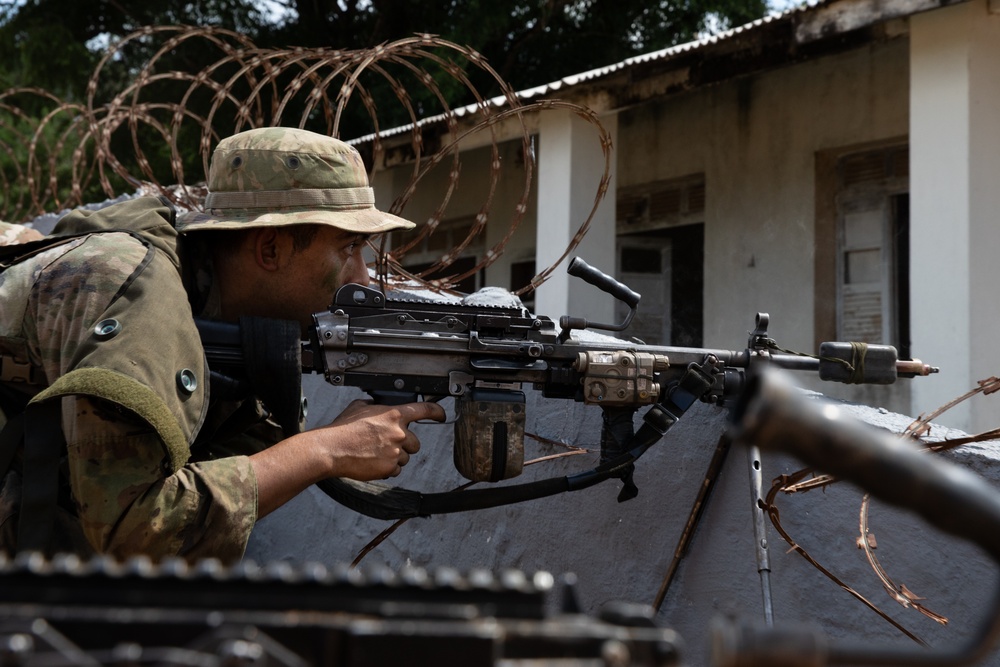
[[568, 256, 641, 309], [559, 257, 641, 339], [716, 368, 1000, 667]]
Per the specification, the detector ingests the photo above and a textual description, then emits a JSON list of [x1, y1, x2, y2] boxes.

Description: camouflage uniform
[[0, 222, 44, 245], [0, 128, 414, 561], [0, 199, 256, 560]]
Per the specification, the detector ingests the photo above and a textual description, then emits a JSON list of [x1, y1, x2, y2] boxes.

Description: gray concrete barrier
[[247, 373, 1000, 666]]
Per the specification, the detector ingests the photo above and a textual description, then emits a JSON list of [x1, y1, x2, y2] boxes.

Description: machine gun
[[198, 257, 937, 520]]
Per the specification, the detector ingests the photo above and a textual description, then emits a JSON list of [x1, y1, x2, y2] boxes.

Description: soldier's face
[[279, 226, 370, 326]]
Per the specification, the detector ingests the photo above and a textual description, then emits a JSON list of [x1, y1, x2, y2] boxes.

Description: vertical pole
[[747, 444, 774, 626], [653, 434, 732, 611]]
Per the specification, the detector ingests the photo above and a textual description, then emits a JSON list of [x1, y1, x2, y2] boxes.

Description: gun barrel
[[771, 349, 939, 383], [769, 354, 820, 372]]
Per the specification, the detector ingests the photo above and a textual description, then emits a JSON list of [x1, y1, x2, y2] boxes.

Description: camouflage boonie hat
[[177, 127, 415, 234]]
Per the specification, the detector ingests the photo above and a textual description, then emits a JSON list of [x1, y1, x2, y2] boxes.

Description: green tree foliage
[[0, 0, 770, 214], [0, 0, 276, 211], [0, 0, 269, 99], [268, 0, 770, 98], [2, 0, 770, 102]]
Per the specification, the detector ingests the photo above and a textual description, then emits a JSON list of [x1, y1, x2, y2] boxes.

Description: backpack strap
[[16, 401, 61, 552], [0, 355, 45, 385], [0, 233, 85, 272], [0, 377, 32, 482], [0, 413, 24, 483]]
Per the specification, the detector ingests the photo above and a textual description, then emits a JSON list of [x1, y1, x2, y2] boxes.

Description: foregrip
[[600, 407, 639, 502]]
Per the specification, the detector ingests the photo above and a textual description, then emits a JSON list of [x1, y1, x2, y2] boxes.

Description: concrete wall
[[534, 108, 618, 326], [247, 376, 1000, 667], [616, 37, 912, 414]]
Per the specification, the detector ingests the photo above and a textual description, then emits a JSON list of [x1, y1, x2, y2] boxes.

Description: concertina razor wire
[[0, 25, 612, 296]]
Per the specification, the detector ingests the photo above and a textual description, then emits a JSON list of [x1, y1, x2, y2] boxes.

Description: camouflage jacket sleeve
[[22, 230, 258, 562]]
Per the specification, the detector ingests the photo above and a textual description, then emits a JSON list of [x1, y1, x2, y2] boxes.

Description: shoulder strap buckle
[[0, 356, 44, 385]]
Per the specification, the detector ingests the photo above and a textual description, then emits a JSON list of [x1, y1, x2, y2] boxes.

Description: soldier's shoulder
[[0, 222, 44, 246], [14, 231, 159, 310]]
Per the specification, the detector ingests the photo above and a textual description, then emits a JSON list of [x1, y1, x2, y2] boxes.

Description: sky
[[255, 1, 819, 24], [768, 0, 817, 13]]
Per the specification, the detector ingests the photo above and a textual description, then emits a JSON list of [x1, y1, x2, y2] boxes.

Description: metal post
[[653, 435, 732, 611], [746, 443, 774, 626]]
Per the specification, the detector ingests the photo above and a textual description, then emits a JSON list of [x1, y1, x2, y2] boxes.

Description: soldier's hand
[[250, 399, 445, 518], [323, 399, 446, 480]]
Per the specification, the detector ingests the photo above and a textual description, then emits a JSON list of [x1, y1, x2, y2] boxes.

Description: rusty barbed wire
[[765, 378, 1000, 644], [0, 25, 612, 295]]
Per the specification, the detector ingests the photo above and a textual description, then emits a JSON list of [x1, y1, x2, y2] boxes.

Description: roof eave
[[350, 0, 969, 147]]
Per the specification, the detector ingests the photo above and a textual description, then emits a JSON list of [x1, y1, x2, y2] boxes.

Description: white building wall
[[375, 139, 539, 294], [911, 0, 1000, 433], [617, 38, 912, 410], [371, 4, 1000, 425], [534, 109, 618, 326]]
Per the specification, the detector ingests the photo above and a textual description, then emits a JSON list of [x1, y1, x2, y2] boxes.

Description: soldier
[[0, 127, 444, 561]]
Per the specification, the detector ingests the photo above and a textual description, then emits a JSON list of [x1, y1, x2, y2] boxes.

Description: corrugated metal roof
[[351, 1, 827, 145]]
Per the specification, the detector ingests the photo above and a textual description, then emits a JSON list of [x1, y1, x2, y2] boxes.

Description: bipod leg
[[747, 443, 774, 626], [652, 433, 733, 611]]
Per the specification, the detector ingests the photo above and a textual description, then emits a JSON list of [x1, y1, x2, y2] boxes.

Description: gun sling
[[313, 393, 692, 520]]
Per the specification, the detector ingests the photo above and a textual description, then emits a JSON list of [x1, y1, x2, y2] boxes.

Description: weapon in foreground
[[0, 553, 682, 667]]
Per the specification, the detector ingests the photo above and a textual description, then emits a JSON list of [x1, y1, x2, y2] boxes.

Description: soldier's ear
[[252, 228, 283, 271]]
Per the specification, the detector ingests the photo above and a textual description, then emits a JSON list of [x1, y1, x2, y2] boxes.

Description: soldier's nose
[[352, 261, 370, 287]]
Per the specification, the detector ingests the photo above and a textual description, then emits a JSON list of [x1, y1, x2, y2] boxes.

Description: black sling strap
[[0, 413, 24, 482], [15, 400, 62, 552]]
